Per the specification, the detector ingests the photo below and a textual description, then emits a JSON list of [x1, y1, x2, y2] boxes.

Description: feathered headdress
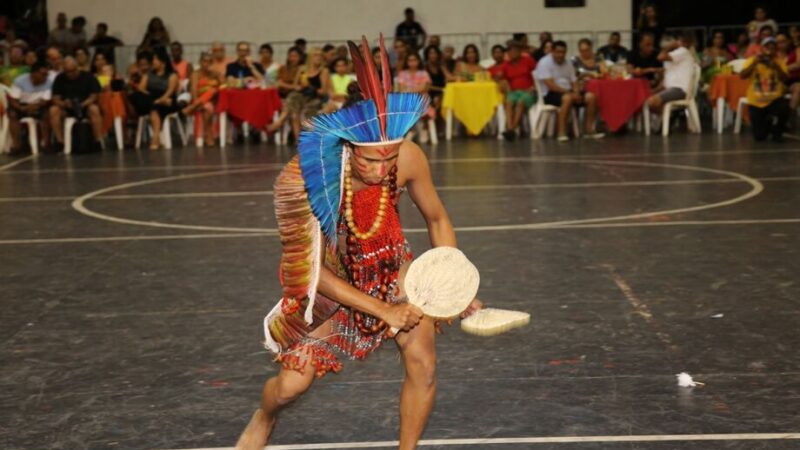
[[298, 34, 429, 242]]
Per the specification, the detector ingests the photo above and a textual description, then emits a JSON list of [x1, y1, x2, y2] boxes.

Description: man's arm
[[739, 59, 757, 79], [404, 142, 456, 247], [543, 78, 567, 94]]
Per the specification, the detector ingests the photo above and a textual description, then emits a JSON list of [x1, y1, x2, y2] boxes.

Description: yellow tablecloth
[[442, 81, 503, 135]]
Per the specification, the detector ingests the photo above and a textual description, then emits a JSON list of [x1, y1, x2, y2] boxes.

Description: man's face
[[137, 58, 151, 73], [46, 49, 62, 68], [760, 28, 773, 41], [762, 42, 776, 57], [508, 46, 520, 60], [57, 13, 67, 28], [578, 43, 592, 59], [394, 40, 406, 54], [609, 34, 620, 47], [492, 47, 504, 63], [639, 37, 655, 55], [212, 45, 225, 61], [64, 60, 79, 79], [31, 67, 49, 85], [443, 46, 454, 60], [9, 47, 24, 65], [405, 11, 414, 22], [171, 44, 182, 59], [96, 25, 107, 37], [237, 44, 250, 61], [350, 144, 401, 185], [552, 46, 567, 64], [429, 35, 440, 47], [260, 48, 273, 60]]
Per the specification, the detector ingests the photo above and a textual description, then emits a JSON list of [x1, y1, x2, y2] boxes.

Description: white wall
[[48, 0, 631, 45]]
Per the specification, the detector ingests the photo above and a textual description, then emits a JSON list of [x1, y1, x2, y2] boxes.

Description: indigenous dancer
[[236, 36, 481, 450]]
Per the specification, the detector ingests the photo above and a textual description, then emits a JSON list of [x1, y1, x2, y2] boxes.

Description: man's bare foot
[[234, 408, 275, 450]]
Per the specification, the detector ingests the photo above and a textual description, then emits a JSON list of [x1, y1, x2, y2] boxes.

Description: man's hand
[[460, 298, 484, 319], [382, 303, 423, 334]]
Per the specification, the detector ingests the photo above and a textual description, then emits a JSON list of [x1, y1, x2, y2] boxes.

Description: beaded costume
[[263, 35, 428, 377]]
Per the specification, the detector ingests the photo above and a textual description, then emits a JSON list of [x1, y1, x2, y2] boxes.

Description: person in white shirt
[[644, 32, 695, 118], [534, 40, 604, 141], [7, 62, 54, 154]]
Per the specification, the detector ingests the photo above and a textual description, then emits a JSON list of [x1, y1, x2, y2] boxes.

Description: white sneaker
[[557, 135, 570, 142], [583, 132, 605, 139], [419, 127, 430, 144]]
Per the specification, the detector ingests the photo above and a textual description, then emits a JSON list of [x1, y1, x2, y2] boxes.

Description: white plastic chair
[[529, 76, 579, 139], [733, 97, 749, 134], [135, 113, 187, 149], [650, 64, 702, 137], [19, 118, 40, 155]]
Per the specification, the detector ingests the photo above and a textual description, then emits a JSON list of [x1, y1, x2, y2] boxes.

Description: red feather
[[347, 40, 370, 102], [360, 35, 387, 140], [379, 34, 392, 101]]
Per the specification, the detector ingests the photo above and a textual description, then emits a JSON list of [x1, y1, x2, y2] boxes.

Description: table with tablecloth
[[708, 73, 750, 132], [584, 78, 651, 132], [216, 88, 282, 146], [441, 81, 504, 138]]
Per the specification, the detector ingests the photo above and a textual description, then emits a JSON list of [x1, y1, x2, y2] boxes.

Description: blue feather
[[385, 93, 430, 140], [297, 130, 344, 241]]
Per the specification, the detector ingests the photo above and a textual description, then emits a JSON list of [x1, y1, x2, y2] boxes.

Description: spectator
[[47, 12, 71, 51], [327, 57, 354, 111], [747, 5, 778, 43], [488, 44, 506, 82], [209, 42, 232, 75], [183, 52, 224, 146], [636, 4, 663, 48], [627, 33, 663, 88], [226, 41, 264, 87], [74, 47, 91, 72], [572, 38, 606, 79], [442, 45, 457, 74], [424, 45, 447, 115], [533, 32, 553, 60], [395, 7, 426, 51], [775, 33, 790, 61], [701, 32, 732, 83], [284, 47, 329, 140], [499, 40, 536, 141], [0, 45, 29, 86], [395, 52, 433, 142], [597, 32, 629, 64], [88, 22, 123, 63], [535, 41, 603, 141], [276, 46, 303, 98], [130, 47, 179, 150], [512, 33, 533, 56], [790, 26, 800, 49], [126, 51, 151, 95], [322, 44, 336, 68], [170, 41, 193, 83], [739, 37, 789, 141], [258, 43, 281, 87], [49, 56, 102, 149], [90, 51, 115, 90], [644, 32, 695, 131], [7, 62, 53, 154], [46, 46, 64, 74], [454, 44, 486, 81], [139, 17, 171, 52], [728, 32, 750, 59], [427, 35, 441, 49], [0, 27, 27, 60], [51, 16, 87, 55], [786, 33, 800, 116], [294, 38, 308, 64], [23, 49, 37, 67], [391, 39, 409, 73], [746, 25, 775, 58]]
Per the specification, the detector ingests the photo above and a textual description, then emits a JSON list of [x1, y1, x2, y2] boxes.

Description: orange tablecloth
[[216, 88, 282, 128], [585, 78, 651, 132], [99, 91, 126, 134], [708, 74, 749, 111]]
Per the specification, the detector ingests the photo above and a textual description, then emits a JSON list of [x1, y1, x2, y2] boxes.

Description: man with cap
[[740, 36, 790, 141]]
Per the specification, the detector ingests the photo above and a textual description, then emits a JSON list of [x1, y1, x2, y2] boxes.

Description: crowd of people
[[1, 5, 800, 154]]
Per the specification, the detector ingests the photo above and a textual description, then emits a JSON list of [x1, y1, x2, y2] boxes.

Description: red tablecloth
[[585, 78, 651, 132], [216, 88, 282, 128]]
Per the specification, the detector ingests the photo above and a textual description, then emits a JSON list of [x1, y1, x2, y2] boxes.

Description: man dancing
[[236, 36, 481, 450]]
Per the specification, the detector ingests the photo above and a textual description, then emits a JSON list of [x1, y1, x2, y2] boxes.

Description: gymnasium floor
[[1, 133, 799, 450]]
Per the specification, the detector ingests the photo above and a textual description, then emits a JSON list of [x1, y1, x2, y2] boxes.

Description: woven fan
[[392, 247, 479, 334], [461, 307, 530, 336]]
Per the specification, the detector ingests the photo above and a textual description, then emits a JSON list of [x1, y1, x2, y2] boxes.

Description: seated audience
[[488, 45, 506, 82], [427, 35, 441, 49], [533, 32, 553, 60], [322, 44, 336, 68], [644, 32, 695, 130], [23, 50, 38, 67], [745, 26, 774, 58], [183, 52, 224, 146], [395, 7, 426, 51], [46, 46, 64, 74], [63, 17, 88, 55], [391, 39, 409, 73], [572, 38, 607, 79], [535, 41, 603, 141], [790, 26, 800, 48], [0, 45, 29, 86], [512, 33, 534, 56], [209, 42, 232, 75], [7, 62, 53, 154], [740, 37, 789, 141], [454, 44, 487, 81], [283, 47, 329, 140], [130, 48, 179, 150], [74, 47, 91, 72], [0, 27, 27, 59], [627, 33, 663, 88], [424, 45, 447, 115], [597, 32, 629, 64], [442, 45, 457, 75], [327, 57, 354, 111], [746, 5, 778, 43], [786, 34, 800, 116], [294, 38, 308, 63], [90, 51, 116, 90], [276, 46, 303, 99], [395, 52, 434, 141], [701, 31, 732, 82], [226, 42, 264, 87], [258, 43, 281, 87], [139, 17, 170, 52], [170, 41, 193, 84], [499, 40, 536, 141], [49, 56, 102, 149], [728, 32, 750, 59], [88, 22, 123, 63]]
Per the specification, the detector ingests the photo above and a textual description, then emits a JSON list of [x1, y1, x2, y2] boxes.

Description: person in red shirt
[[500, 40, 536, 140]]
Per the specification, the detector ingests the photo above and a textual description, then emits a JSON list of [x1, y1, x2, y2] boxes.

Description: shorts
[[657, 87, 686, 103], [285, 91, 322, 117], [506, 89, 535, 108], [543, 91, 589, 107], [9, 104, 47, 121]]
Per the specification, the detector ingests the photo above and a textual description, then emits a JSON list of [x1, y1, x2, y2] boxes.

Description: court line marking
[[0, 155, 35, 172], [3, 147, 800, 174], [69, 159, 763, 234], [166, 432, 800, 449]]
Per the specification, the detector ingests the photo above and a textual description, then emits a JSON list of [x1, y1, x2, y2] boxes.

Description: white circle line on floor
[[164, 432, 800, 449], [0, 154, 35, 172], [70, 159, 762, 234]]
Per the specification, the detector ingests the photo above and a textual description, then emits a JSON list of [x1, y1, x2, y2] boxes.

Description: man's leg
[[790, 83, 800, 111], [504, 99, 515, 130], [87, 104, 103, 141], [512, 101, 526, 131], [583, 92, 598, 133], [7, 109, 22, 151], [749, 104, 769, 141], [149, 110, 162, 149], [557, 93, 574, 137], [767, 97, 790, 140], [395, 317, 437, 450], [645, 94, 662, 114], [49, 105, 65, 144]]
